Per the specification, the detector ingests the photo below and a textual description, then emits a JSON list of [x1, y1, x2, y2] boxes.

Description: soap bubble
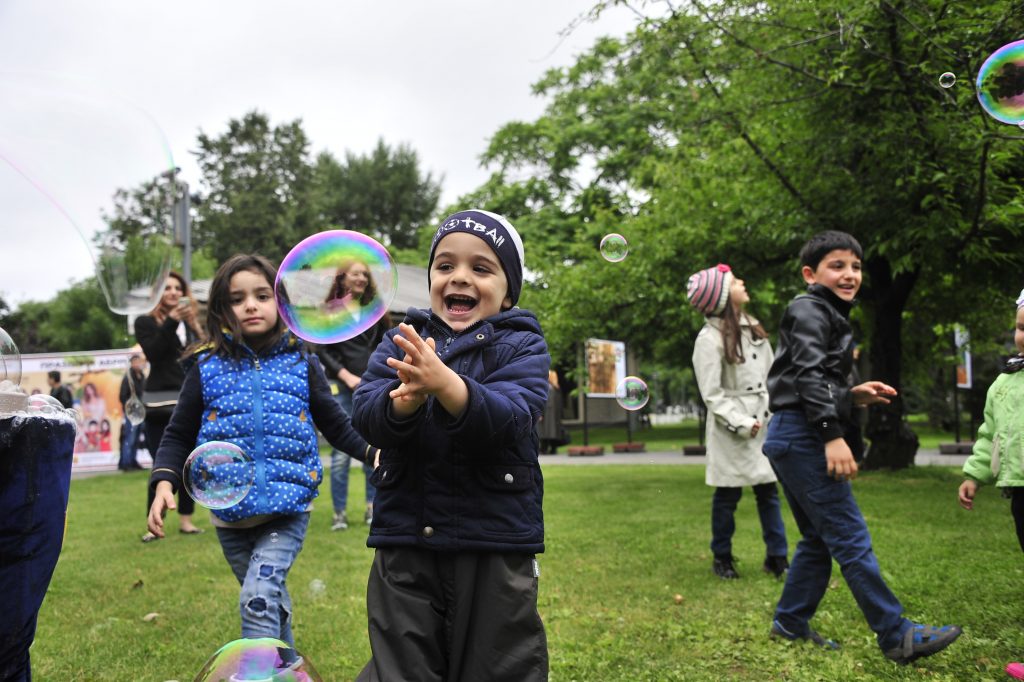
[[124, 396, 146, 425], [308, 579, 326, 599], [0, 72, 176, 315], [194, 638, 322, 682], [183, 441, 255, 510], [0, 327, 21, 386], [275, 230, 397, 344], [599, 233, 629, 262], [938, 72, 956, 88], [615, 376, 650, 411], [28, 394, 64, 414], [976, 40, 1024, 125]]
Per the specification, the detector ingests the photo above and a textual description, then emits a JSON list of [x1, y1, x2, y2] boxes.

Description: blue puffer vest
[[197, 334, 322, 522]]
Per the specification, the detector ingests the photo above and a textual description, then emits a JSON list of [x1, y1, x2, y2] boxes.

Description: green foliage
[[311, 138, 442, 250], [33, 465, 1021, 680]]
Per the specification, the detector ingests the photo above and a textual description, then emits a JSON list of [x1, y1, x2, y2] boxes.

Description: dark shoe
[[712, 555, 740, 579], [883, 622, 962, 665], [770, 619, 840, 650], [763, 555, 789, 579]]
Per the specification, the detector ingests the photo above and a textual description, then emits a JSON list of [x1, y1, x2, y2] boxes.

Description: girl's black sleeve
[[148, 364, 203, 493], [307, 355, 374, 463]]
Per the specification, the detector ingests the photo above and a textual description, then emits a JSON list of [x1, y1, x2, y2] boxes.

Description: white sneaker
[[331, 511, 348, 531]]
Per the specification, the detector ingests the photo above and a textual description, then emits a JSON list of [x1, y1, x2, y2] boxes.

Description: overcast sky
[[0, 1, 639, 308]]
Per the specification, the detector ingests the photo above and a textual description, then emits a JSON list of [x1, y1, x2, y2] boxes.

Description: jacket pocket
[[991, 434, 1001, 478], [370, 460, 403, 489], [475, 464, 534, 492], [762, 441, 789, 460]]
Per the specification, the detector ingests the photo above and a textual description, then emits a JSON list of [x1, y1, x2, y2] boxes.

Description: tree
[[0, 279, 126, 353], [312, 138, 442, 251], [193, 111, 318, 263], [469, 0, 1024, 467]]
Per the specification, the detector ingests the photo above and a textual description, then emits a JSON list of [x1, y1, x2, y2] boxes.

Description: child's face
[[229, 269, 278, 343], [801, 249, 862, 302], [729, 275, 749, 309], [1015, 307, 1024, 355], [430, 232, 511, 332]]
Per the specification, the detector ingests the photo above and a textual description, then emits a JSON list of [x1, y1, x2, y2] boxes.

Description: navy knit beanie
[[428, 209, 525, 307]]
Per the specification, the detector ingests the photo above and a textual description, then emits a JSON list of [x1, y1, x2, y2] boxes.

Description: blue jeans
[[0, 416, 75, 681], [118, 419, 140, 469], [762, 410, 910, 651], [215, 513, 310, 654], [710, 483, 788, 558], [330, 384, 375, 513]]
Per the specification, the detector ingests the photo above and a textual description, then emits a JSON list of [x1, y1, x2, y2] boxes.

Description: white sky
[[0, 1, 639, 308]]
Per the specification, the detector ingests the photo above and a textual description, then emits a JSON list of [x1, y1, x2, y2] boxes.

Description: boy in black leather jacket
[[762, 230, 961, 665]]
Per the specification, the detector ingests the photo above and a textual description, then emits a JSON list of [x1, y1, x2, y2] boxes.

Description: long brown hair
[[719, 299, 768, 365], [201, 254, 287, 360], [324, 260, 378, 307], [149, 271, 197, 324]]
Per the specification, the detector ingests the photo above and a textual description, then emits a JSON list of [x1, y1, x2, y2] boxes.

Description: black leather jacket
[[767, 284, 854, 441]]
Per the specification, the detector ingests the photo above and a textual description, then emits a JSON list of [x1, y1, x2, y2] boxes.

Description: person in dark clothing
[[46, 371, 73, 409], [118, 353, 146, 471], [762, 230, 961, 665], [315, 259, 390, 530], [135, 271, 205, 541], [352, 209, 550, 681]]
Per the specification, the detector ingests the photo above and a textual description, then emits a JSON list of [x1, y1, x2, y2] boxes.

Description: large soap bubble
[[615, 376, 650, 411], [194, 637, 322, 682], [0, 71, 176, 314], [275, 230, 398, 344], [184, 441, 255, 510], [0, 327, 21, 386], [976, 40, 1024, 125]]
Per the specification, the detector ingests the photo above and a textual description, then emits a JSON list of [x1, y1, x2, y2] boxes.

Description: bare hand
[[750, 421, 761, 438], [851, 381, 897, 406], [958, 479, 978, 510], [387, 323, 450, 401], [825, 438, 858, 481], [147, 481, 177, 537]]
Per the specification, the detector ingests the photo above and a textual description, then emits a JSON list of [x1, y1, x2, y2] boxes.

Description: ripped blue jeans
[[216, 513, 310, 652]]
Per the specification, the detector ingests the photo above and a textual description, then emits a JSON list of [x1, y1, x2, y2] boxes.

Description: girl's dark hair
[[200, 254, 286, 360], [799, 230, 863, 270], [719, 298, 768, 365], [324, 260, 378, 307]]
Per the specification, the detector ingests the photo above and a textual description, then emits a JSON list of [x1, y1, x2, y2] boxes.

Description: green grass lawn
[[34, 465, 1021, 680]]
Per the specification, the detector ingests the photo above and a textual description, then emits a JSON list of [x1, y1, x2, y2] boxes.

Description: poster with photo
[[586, 338, 625, 398], [18, 348, 153, 473]]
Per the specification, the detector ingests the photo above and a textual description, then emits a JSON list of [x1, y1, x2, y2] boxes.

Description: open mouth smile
[[444, 294, 478, 314]]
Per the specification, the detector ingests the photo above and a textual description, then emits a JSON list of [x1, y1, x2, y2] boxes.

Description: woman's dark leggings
[[1011, 488, 1024, 554], [144, 414, 195, 517]]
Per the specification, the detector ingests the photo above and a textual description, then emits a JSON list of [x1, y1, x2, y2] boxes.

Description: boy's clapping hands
[[387, 323, 468, 417]]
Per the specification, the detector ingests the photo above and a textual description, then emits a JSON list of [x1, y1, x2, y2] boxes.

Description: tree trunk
[[861, 259, 919, 470]]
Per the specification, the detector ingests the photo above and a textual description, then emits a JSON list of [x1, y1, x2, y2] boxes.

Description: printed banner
[[585, 338, 625, 398], [954, 326, 972, 389], [19, 348, 153, 473]]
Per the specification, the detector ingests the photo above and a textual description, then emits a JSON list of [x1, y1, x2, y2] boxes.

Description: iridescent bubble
[[615, 376, 650, 411], [308, 578, 326, 599], [976, 40, 1024, 125], [194, 638, 322, 682], [0, 327, 21, 386], [124, 396, 146, 425], [28, 393, 63, 414], [275, 230, 397, 344], [600, 233, 629, 262], [183, 441, 255, 510], [0, 72, 176, 314], [938, 72, 956, 88]]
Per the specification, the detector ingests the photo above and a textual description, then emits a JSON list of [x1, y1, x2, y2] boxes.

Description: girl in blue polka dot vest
[[147, 254, 376, 661]]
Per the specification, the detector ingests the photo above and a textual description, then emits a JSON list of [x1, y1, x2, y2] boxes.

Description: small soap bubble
[[308, 578, 326, 598], [275, 230, 398, 344], [269, 532, 279, 543], [615, 376, 650, 411], [125, 396, 146, 425], [194, 638, 322, 682], [28, 394, 63, 414], [976, 40, 1024, 125], [0, 327, 22, 386], [938, 72, 956, 88], [599, 233, 629, 262], [183, 441, 255, 510]]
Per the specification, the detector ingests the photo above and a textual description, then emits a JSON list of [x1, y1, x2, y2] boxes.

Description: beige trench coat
[[692, 316, 777, 487]]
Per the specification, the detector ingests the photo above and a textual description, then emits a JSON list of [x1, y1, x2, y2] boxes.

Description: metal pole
[[952, 367, 961, 443], [179, 181, 192, 283]]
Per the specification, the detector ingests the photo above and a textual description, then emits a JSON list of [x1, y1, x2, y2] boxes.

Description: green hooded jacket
[[963, 369, 1024, 487]]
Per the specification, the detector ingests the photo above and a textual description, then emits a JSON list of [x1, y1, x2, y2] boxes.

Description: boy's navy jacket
[[149, 333, 370, 521], [352, 307, 551, 553], [767, 284, 855, 442]]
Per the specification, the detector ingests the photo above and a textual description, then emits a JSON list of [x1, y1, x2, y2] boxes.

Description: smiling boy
[[762, 230, 962, 665], [352, 209, 551, 681]]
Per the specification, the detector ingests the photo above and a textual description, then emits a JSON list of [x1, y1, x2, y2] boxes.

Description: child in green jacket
[[958, 289, 1024, 680]]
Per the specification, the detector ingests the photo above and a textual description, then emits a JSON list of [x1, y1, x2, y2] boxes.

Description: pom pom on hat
[[687, 264, 733, 316]]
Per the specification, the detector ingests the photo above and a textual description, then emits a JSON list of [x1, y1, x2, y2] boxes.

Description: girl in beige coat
[[688, 264, 788, 580]]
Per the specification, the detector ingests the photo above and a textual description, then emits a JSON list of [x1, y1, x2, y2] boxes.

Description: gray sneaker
[[331, 511, 348, 531], [883, 623, 962, 665]]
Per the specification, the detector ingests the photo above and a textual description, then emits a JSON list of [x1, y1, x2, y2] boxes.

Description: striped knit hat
[[686, 264, 733, 316]]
